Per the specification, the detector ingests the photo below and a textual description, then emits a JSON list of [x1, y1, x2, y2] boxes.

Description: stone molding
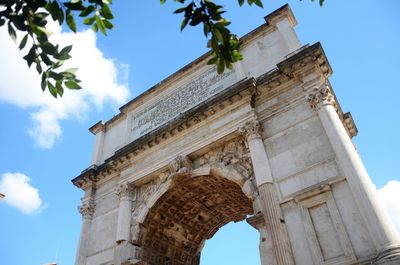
[[296, 186, 357, 265]]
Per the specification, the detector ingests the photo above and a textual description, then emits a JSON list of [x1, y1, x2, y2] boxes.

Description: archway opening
[[201, 220, 260, 265], [137, 173, 254, 265]]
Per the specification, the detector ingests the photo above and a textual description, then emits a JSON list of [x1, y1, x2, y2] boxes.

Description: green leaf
[[46, 1, 61, 22], [213, 28, 224, 43], [103, 20, 114, 29], [99, 4, 114, 19], [8, 23, 17, 43], [174, 7, 186, 14], [41, 42, 58, 55], [95, 15, 107, 35], [66, 10, 77, 32], [65, 80, 82, 90], [48, 71, 63, 80], [19, 34, 29, 50], [180, 17, 189, 31], [52, 60, 64, 69], [36, 61, 43, 74], [23, 46, 37, 67], [92, 23, 99, 32], [83, 16, 96, 25], [160, 0, 166, 4], [238, 0, 245, 6], [48, 82, 58, 97], [79, 5, 96, 17], [41, 74, 47, 91], [40, 53, 53, 65], [254, 0, 263, 8], [63, 1, 85, 11], [56, 81, 64, 97], [56, 45, 73, 60]]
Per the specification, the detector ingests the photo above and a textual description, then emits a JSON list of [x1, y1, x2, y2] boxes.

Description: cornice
[[277, 42, 332, 79], [264, 4, 297, 27], [343, 112, 358, 138], [89, 121, 105, 135], [71, 165, 99, 189]]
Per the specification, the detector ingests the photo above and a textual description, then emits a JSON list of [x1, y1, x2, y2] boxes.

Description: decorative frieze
[[198, 138, 254, 180], [168, 155, 192, 174]]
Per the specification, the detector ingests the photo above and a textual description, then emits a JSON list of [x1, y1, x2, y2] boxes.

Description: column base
[[375, 245, 400, 265], [114, 242, 140, 265]]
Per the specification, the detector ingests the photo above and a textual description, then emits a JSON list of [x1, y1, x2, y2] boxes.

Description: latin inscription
[[129, 67, 236, 140]]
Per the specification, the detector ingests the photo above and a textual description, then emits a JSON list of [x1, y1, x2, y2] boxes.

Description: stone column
[[240, 120, 295, 265], [307, 83, 400, 261], [114, 183, 135, 265], [75, 200, 95, 265], [116, 182, 134, 244]]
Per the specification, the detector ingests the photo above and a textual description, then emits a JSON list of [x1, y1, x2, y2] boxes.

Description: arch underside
[[136, 174, 254, 265]]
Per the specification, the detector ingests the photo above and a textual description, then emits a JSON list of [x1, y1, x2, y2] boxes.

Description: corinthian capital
[[307, 83, 337, 111], [116, 182, 134, 201], [239, 120, 262, 140], [78, 200, 95, 220]]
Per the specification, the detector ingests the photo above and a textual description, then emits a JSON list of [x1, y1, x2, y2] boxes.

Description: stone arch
[[132, 163, 257, 265]]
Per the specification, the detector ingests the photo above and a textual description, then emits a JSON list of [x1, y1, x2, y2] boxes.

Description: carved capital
[[307, 83, 337, 111], [168, 155, 192, 174], [78, 200, 95, 220], [116, 182, 134, 201], [239, 120, 262, 140]]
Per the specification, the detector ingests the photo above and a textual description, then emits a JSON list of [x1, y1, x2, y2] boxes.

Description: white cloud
[[0, 21, 130, 148], [0, 172, 45, 215], [377, 180, 400, 234]]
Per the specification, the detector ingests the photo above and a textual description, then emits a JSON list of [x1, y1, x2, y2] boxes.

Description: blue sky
[[0, 1, 399, 265]]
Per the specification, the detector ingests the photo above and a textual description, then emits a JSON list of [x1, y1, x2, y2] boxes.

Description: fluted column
[[240, 120, 295, 265], [307, 83, 400, 260], [75, 200, 95, 265], [115, 182, 134, 244]]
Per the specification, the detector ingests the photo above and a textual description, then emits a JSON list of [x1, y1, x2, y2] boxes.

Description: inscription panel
[[128, 67, 237, 141]]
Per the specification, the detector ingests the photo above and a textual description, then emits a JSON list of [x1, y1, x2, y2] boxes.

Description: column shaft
[[75, 218, 91, 265], [318, 103, 399, 250], [116, 198, 132, 243], [241, 120, 295, 265]]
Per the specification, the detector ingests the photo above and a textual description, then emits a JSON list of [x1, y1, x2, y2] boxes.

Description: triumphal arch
[[72, 5, 400, 265]]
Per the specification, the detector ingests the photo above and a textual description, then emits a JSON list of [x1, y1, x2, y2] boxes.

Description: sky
[[0, 1, 399, 265]]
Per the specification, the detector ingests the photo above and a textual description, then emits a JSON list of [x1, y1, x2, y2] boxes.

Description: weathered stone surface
[[73, 4, 400, 265]]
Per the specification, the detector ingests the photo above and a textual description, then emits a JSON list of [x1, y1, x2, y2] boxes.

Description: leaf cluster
[[163, 0, 264, 73], [0, 0, 115, 97], [1, 0, 325, 98]]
